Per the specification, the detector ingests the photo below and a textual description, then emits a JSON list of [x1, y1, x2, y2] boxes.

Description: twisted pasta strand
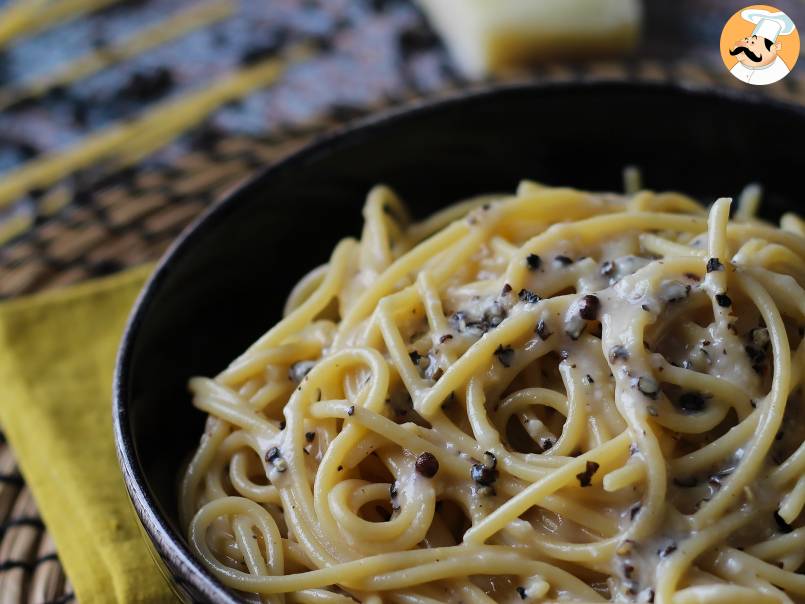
[[181, 182, 805, 603]]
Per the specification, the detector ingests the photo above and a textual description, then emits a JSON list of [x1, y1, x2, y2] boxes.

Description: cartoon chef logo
[[721, 5, 799, 85]]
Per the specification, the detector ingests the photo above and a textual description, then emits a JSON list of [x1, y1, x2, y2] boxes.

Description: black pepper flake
[[526, 254, 541, 270], [609, 345, 630, 362], [337, 465, 343, 471], [706, 258, 724, 273], [516, 586, 527, 599], [578, 294, 600, 320], [347, 405, 356, 416], [518, 288, 541, 304], [715, 293, 732, 307], [647, 589, 655, 603], [575, 461, 600, 487], [409, 351, 422, 364], [471, 463, 497, 486], [494, 344, 515, 368], [637, 376, 660, 399], [439, 334, 453, 343], [471, 452, 498, 485], [450, 305, 507, 335], [415, 452, 439, 478], [535, 320, 552, 340], [540, 438, 554, 451], [623, 563, 635, 578], [389, 482, 398, 498], [601, 260, 615, 276], [676, 391, 707, 414], [630, 505, 641, 520], [583, 374, 595, 384], [774, 511, 794, 533], [265, 447, 287, 472], [658, 543, 677, 558], [555, 255, 574, 266], [501, 283, 512, 295], [305, 431, 316, 442], [641, 304, 651, 312]]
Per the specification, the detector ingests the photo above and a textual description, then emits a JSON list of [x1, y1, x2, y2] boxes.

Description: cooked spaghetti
[[180, 179, 805, 603]]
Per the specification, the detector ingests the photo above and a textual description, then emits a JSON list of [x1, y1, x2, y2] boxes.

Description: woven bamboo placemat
[[1, 0, 804, 601]]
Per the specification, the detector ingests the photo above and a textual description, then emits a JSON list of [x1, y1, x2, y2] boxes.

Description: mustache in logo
[[730, 46, 763, 62]]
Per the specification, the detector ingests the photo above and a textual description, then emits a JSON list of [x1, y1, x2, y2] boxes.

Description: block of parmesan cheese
[[416, 0, 642, 78]]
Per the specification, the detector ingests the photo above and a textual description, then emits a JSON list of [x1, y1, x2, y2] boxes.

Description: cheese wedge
[[417, 0, 642, 77]]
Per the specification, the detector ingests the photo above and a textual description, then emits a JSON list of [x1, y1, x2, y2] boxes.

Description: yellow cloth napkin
[[0, 265, 177, 603]]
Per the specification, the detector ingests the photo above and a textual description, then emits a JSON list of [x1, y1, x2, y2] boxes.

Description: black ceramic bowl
[[113, 81, 805, 602]]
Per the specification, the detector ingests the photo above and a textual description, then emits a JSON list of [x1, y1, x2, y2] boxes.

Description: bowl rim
[[112, 78, 805, 602]]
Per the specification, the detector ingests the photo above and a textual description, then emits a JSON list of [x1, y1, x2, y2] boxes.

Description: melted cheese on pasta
[[180, 181, 805, 603]]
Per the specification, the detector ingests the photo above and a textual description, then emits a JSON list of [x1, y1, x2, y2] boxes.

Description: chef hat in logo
[[741, 8, 796, 42]]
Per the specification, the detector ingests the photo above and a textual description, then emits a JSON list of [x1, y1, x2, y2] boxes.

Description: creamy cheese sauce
[[181, 183, 805, 603]]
